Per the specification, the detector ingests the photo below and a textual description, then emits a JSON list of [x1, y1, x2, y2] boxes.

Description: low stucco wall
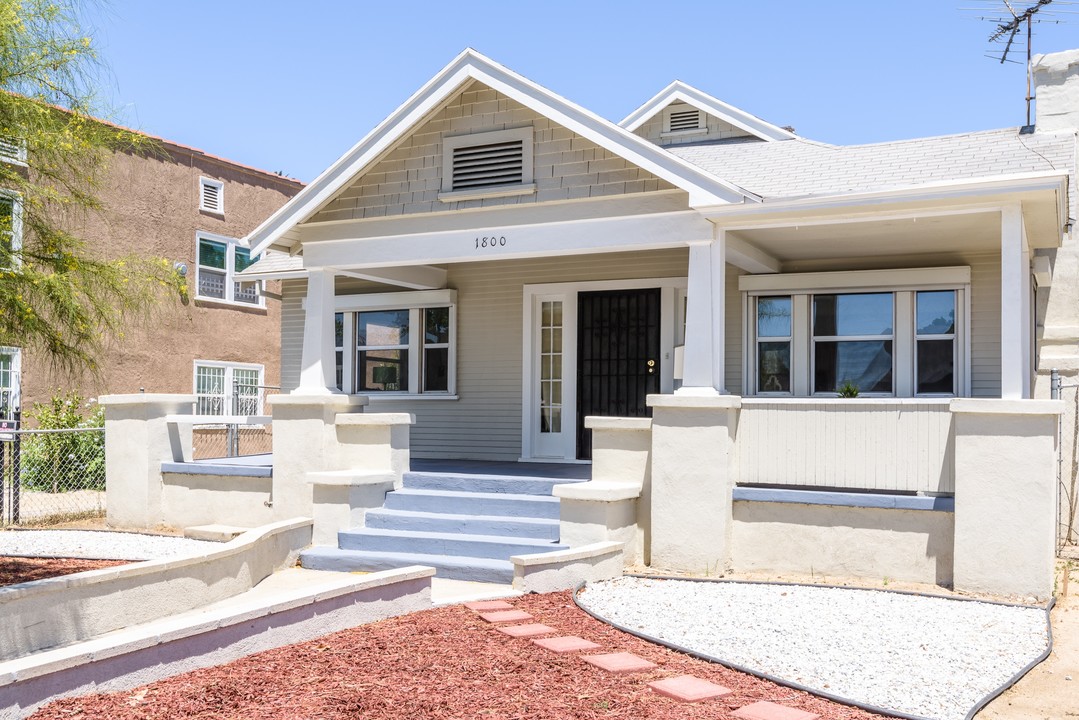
[[160, 471, 274, 529], [731, 501, 955, 585], [0, 519, 312, 661]]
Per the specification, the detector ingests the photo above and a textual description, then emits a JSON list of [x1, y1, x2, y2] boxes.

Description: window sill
[[437, 183, 536, 203], [194, 296, 266, 311], [660, 128, 708, 139], [363, 394, 459, 402]]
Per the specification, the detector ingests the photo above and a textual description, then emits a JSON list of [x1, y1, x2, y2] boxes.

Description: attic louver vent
[[452, 140, 524, 190], [200, 177, 224, 214], [0, 136, 25, 163], [668, 108, 703, 132]]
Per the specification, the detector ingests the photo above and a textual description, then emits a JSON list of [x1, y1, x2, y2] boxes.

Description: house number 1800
[[475, 236, 507, 250]]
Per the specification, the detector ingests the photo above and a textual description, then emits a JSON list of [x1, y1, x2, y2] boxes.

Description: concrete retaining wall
[[0, 519, 312, 661], [159, 469, 274, 528]]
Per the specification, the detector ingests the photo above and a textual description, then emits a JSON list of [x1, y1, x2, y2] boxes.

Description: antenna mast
[[981, 0, 1060, 125]]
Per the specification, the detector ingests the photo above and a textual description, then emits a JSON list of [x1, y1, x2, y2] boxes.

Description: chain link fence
[[0, 427, 106, 526]]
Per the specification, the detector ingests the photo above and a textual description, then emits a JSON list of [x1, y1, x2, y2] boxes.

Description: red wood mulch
[[30, 590, 886, 720], [0, 556, 128, 588]]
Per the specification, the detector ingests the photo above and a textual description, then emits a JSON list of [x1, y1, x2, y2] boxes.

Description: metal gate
[[0, 422, 107, 526]]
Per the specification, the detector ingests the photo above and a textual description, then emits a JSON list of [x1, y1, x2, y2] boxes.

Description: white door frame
[[521, 276, 687, 462]]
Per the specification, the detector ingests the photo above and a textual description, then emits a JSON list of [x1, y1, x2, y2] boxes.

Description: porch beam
[[1000, 204, 1032, 399], [333, 264, 447, 290], [726, 235, 780, 274], [301, 211, 714, 269], [298, 267, 341, 395]]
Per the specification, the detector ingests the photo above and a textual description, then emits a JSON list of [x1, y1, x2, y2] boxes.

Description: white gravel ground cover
[[0, 529, 220, 560], [578, 576, 1050, 720]]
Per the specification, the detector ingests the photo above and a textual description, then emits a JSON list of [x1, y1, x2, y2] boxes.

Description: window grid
[[539, 300, 563, 434], [194, 363, 263, 416]]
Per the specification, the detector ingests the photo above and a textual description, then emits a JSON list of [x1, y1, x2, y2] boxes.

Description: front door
[[576, 288, 661, 460]]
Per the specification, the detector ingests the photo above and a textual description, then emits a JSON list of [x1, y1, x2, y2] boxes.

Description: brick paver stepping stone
[[463, 600, 515, 611], [647, 675, 733, 702], [582, 652, 657, 673], [479, 610, 533, 623], [732, 701, 820, 720], [532, 636, 602, 653], [496, 623, 559, 638]]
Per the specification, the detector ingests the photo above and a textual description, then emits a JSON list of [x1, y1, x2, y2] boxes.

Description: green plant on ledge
[[837, 381, 860, 398]]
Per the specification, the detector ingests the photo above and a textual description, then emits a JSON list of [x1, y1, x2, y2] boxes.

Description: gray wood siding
[[632, 103, 759, 147], [969, 253, 1002, 397], [280, 279, 306, 393], [308, 82, 675, 224]]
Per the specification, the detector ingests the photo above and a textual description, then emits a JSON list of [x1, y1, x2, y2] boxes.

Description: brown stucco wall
[[17, 143, 302, 421]]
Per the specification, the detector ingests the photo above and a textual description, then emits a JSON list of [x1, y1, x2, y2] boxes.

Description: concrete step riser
[[364, 510, 560, 541], [338, 530, 567, 560], [384, 491, 560, 519], [300, 549, 514, 584], [402, 472, 566, 496]]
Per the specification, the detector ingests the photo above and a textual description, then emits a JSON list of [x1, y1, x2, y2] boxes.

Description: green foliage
[[837, 381, 860, 398], [20, 390, 104, 492], [0, 0, 184, 374]]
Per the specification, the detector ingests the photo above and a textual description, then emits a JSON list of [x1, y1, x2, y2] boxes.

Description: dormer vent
[[451, 139, 524, 190], [668, 108, 703, 132]]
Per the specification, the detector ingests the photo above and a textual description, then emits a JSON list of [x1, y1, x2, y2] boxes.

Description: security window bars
[[196, 233, 262, 306], [194, 362, 264, 416], [0, 136, 26, 164]]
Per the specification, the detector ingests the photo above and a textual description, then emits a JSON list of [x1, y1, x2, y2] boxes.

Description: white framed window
[[193, 361, 264, 416], [0, 137, 27, 165], [741, 267, 970, 398], [439, 126, 535, 202], [334, 289, 457, 396], [662, 103, 706, 136], [0, 192, 23, 265], [195, 232, 263, 307], [199, 177, 224, 214], [0, 346, 21, 420]]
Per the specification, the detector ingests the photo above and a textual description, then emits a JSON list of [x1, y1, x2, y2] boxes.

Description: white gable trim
[[620, 81, 798, 142], [246, 50, 754, 256]]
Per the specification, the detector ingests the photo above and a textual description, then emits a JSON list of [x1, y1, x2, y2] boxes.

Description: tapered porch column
[[677, 230, 726, 395], [1001, 205, 1032, 399], [298, 266, 340, 394]]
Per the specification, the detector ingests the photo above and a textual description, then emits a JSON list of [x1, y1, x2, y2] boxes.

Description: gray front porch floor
[[410, 458, 591, 480]]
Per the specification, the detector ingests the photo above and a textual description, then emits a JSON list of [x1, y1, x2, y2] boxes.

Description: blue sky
[[86, 1, 1078, 183]]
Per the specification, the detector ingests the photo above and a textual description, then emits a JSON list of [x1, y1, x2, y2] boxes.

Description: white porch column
[[711, 229, 727, 393], [299, 267, 341, 394], [678, 236, 724, 395], [1001, 205, 1032, 399]]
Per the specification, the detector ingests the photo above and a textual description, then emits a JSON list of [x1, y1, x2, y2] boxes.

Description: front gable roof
[[247, 50, 756, 255], [620, 81, 798, 142]]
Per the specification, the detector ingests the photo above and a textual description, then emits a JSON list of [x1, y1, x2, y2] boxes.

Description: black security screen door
[[576, 288, 661, 460]]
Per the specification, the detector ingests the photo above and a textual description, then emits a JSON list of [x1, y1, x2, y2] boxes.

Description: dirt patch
[[0, 556, 128, 588], [29, 590, 885, 720]]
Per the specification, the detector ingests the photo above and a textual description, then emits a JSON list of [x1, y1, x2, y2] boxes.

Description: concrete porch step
[[402, 471, 585, 496], [338, 527, 568, 560], [384, 488, 561, 519], [300, 546, 516, 584], [364, 507, 561, 541]]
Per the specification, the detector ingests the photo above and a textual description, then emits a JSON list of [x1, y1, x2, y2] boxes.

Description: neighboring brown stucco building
[[3, 134, 303, 422]]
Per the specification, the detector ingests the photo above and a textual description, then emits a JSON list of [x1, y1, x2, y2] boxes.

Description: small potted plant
[[837, 381, 860, 398]]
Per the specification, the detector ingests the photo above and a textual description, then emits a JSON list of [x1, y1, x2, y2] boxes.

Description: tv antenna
[[963, 0, 1073, 125]]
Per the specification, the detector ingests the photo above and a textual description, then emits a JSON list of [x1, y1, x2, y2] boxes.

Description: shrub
[[19, 392, 105, 493]]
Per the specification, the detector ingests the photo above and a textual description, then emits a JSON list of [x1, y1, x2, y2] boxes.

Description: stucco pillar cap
[[950, 398, 1063, 415], [647, 393, 742, 410]]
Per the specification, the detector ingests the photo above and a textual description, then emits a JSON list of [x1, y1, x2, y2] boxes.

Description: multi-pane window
[[0, 194, 21, 262], [0, 347, 19, 421], [194, 362, 263, 416], [813, 293, 894, 394], [357, 310, 410, 392], [538, 301, 563, 434], [340, 301, 455, 395], [196, 233, 262, 306], [915, 291, 956, 395], [756, 296, 791, 393]]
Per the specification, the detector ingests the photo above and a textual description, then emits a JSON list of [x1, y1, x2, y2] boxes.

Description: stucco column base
[[645, 394, 740, 574], [951, 398, 1062, 599], [101, 394, 195, 529], [268, 394, 369, 522]]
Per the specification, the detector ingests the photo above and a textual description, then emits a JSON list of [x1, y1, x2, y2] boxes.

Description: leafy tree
[[0, 0, 183, 374]]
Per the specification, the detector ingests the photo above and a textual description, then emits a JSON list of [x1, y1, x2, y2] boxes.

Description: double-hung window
[[194, 361, 264, 416], [742, 267, 969, 398], [0, 193, 22, 265], [335, 290, 457, 397], [196, 232, 262, 307], [0, 346, 20, 420]]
